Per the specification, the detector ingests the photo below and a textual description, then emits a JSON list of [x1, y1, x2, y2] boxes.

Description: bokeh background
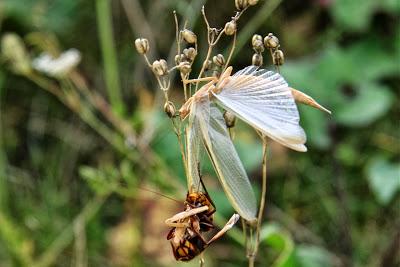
[[0, 0, 399, 266]]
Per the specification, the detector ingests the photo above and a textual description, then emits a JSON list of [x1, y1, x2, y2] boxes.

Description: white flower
[[32, 48, 81, 77]]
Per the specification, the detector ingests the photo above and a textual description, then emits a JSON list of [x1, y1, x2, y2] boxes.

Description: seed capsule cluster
[[250, 32, 284, 70], [134, 2, 260, 119], [235, 0, 259, 10], [134, 38, 149, 55]]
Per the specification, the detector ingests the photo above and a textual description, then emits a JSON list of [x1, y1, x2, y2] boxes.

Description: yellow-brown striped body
[[166, 191, 216, 261]]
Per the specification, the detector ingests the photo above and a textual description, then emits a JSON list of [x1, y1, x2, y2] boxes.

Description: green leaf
[[260, 223, 296, 267], [331, 0, 377, 31], [366, 158, 400, 205], [381, 0, 400, 13], [295, 245, 334, 267], [344, 40, 399, 83], [335, 83, 393, 126]]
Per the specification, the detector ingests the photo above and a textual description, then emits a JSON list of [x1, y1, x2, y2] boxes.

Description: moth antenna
[[138, 186, 181, 204]]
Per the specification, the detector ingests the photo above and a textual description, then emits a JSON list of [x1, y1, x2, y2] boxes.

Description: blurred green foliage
[[0, 0, 399, 267]]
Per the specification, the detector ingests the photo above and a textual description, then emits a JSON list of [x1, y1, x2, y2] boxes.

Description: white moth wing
[[213, 66, 307, 152], [188, 97, 257, 222], [186, 97, 209, 192]]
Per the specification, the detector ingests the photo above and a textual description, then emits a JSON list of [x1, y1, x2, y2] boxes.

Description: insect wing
[[186, 100, 207, 193], [212, 66, 307, 152], [189, 98, 257, 222]]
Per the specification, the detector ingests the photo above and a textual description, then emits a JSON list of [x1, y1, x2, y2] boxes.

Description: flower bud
[[152, 59, 168, 76], [272, 49, 284, 66], [179, 62, 191, 74], [235, 0, 249, 10], [164, 101, 176, 118], [224, 21, 237, 36], [182, 29, 197, 44], [183, 47, 197, 62], [223, 110, 236, 128], [213, 54, 225, 67], [252, 53, 263, 66], [248, 0, 259, 5], [264, 33, 280, 49], [134, 38, 149, 54]]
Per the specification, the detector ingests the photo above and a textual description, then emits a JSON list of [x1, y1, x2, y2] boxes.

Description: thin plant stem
[[182, 72, 189, 101], [248, 226, 255, 267], [227, 0, 283, 61], [257, 139, 268, 249], [195, 7, 220, 90], [96, 0, 124, 115], [199, 254, 205, 267], [223, 31, 237, 72], [242, 218, 249, 259], [0, 91, 8, 212], [174, 11, 181, 57], [248, 137, 268, 267], [27, 74, 138, 163], [196, 43, 214, 90], [69, 72, 137, 144]]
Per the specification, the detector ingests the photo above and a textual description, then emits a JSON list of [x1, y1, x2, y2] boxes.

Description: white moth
[[180, 65, 330, 221]]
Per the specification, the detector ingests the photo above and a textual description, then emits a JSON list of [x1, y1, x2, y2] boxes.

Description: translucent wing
[[186, 100, 205, 193], [213, 66, 307, 152], [188, 97, 257, 222]]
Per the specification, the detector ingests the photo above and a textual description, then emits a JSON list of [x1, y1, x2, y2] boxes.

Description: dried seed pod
[[179, 62, 191, 74], [164, 101, 176, 118], [235, 0, 249, 10], [174, 54, 183, 65], [252, 53, 263, 66], [223, 110, 236, 128], [152, 59, 168, 76], [252, 40, 264, 53], [251, 34, 263, 46], [134, 38, 149, 54], [213, 54, 225, 67], [264, 33, 280, 49], [213, 69, 221, 78], [248, 0, 259, 5], [252, 35, 264, 53], [204, 59, 213, 71], [183, 47, 197, 62], [182, 29, 197, 44], [272, 49, 284, 65], [224, 21, 237, 36]]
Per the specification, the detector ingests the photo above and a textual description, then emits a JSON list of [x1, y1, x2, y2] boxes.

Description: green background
[[0, 0, 399, 266]]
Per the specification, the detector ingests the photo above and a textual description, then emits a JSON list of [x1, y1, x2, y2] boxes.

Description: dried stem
[[196, 7, 225, 91], [224, 31, 237, 72], [174, 10, 181, 56], [248, 137, 268, 267]]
